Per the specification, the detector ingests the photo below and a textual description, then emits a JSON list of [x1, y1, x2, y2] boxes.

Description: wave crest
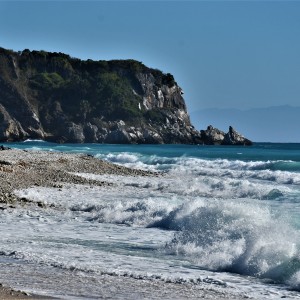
[[155, 198, 300, 288]]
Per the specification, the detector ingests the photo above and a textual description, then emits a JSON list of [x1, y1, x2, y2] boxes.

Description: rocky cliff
[[0, 47, 252, 145]]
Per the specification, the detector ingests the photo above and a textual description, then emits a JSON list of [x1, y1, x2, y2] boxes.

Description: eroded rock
[[0, 47, 252, 145]]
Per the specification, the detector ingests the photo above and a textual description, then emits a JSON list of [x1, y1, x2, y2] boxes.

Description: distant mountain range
[[190, 105, 300, 143]]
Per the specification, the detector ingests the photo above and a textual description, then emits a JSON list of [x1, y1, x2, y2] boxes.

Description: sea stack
[[201, 125, 252, 145]]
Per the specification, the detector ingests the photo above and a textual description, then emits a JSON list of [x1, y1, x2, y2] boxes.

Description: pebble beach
[[1, 144, 300, 299], [0, 148, 237, 299]]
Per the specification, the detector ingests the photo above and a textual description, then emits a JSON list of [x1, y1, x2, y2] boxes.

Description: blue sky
[[1, 0, 300, 140]]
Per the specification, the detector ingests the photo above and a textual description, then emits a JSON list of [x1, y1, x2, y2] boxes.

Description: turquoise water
[[1, 141, 300, 299], [6, 141, 300, 169]]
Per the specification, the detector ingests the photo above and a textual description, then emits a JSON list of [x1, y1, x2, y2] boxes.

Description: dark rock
[[201, 125, 225, 145], [200, 125, 252, 146], [84, 123, 98, 142], [143, 129, 163, 144], [0, 160, 12, 165], [105, 128, 131, 144], [0, 145, 11, 150], [223, 126, 253, 145], [65, 123, 85, 143]]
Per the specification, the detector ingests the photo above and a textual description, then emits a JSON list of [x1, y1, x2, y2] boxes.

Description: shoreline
[[0, 148, 240, 299], [0, 148, 153, 205], [0, 148, 156, 299]]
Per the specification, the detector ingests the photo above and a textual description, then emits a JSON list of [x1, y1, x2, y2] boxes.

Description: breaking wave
[[150, 198, 300, 289], [8, 143, 300, 295]]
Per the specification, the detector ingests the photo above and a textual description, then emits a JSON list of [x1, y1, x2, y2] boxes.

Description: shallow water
[[1, 141, 300, 298]]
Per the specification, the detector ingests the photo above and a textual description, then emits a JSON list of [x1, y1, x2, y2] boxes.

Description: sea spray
[[4, 142, 300, 298], [159, 198, 300, 286], [15, 181, 300, 289]]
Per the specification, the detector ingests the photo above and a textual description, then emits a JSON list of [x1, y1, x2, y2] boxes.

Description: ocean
[[1, 141, 300, 299]]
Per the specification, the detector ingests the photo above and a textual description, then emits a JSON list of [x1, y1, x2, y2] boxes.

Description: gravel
[[0, 148, 154, 206]]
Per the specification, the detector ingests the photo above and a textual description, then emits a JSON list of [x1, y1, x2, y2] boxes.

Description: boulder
[[84, 123, 98, 142], [105, 128, 131, 144], [201, 125, 225, 145], [65, 123, 85, 143], [0, 145, 11, 150], [223, 126, 252, 145], [143, 129, 163, 144]]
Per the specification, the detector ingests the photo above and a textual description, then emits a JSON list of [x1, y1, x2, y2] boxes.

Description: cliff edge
[[0, 47, 252, 145]]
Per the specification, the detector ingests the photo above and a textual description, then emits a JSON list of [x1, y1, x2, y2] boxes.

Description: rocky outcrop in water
[[0, 47, 252, 145], [224, 126, 252, 145], [201, 125, 252, 145]]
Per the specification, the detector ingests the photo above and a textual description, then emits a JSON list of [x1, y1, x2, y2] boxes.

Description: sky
[[0, 0, 300, 141]]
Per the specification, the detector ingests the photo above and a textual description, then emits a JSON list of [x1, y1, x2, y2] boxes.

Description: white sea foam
[[105, 153, 140, 163], [8, 182, 300, 298], [23, 139, 46, 143], [13, 168, 300, 288], [74, 172, 293, 202], [157, 198, 300, 284], [4, 147, 300, 298], [97, 152, 300, 185], [168, 158, 300, 185], [95, 152, 181, 172]]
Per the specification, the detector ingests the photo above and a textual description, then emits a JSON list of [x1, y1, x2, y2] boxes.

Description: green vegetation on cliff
[[0, 47, 198, 143], [10, 49, 178, 125]]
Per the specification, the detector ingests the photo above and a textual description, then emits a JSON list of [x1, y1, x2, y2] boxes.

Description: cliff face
[[0, 47, 252, 145]]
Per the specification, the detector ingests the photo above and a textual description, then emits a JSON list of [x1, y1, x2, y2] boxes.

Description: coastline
[[0, 148, 152, 205], [0, 148, 156, 299], [0, 148, 253, 299]]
